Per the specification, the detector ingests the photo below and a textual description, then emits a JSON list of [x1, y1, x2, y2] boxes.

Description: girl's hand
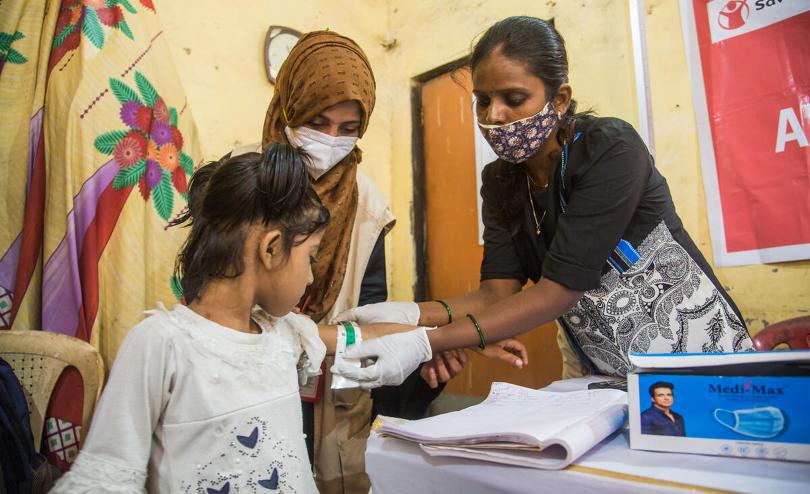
[[475, 338, 528, 369], [420, 349, 468, 389], [361, 323, 419, 340]]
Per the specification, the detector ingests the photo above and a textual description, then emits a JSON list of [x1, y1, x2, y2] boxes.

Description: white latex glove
[[329, 328, 432, 389], [332, 301, 420, 325]]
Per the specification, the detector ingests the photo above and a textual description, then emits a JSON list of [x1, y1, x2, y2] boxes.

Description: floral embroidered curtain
[[0, 0, 200, 469]]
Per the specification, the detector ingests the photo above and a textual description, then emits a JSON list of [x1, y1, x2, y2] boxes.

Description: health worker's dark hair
[[471, 16, 592, 221], [472, 16, 581, 144], [169, 143, 329, 303]]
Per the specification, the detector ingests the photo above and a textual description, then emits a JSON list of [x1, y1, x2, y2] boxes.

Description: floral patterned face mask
[[478, 102, 559, 163]]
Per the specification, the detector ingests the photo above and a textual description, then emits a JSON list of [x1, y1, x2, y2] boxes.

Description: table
[[365, 379, 810, 494]]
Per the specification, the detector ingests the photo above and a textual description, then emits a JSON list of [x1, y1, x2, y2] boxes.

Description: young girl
[[51, 144, 407, 493]]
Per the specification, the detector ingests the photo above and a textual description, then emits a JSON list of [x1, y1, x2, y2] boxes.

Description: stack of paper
[[375, 382, 627, 470]]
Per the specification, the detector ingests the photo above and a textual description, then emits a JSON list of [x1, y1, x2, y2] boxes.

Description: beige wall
[[156, 0, 808, 333], [154, 0, 392, 189]]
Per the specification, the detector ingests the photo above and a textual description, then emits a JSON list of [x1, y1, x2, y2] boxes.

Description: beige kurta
[[314, 170, 394, 494]]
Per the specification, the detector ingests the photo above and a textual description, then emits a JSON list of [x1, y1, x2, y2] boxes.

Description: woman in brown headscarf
[[260, 30, 456, 494]]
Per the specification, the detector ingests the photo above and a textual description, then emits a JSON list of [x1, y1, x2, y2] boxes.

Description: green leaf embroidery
[[0, 30, 23, 47], [152, 170, 174, 220], [109, 78, 143, 105], [169, 275, 184, 302], [94, 129, 128, 154], [179, 152, 194, 176], [1, 31, 27, 64], [5, 49, 27, 65], [112, 159, 146, 189], [117, 0, 137, 14], [169, 107, 178, 127], [81, 8, 105, 49], [135, 72, 158, 106], [52, 24, 76, 50], [117, 19, 134, 40]]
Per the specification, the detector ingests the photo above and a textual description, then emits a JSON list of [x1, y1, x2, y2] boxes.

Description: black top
[[640, 406, 687, 437], [358, 232, 388, 307], [479, 116, 742, 319]]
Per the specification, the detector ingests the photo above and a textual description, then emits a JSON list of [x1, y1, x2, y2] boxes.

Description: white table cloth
[[366, 378, 810, 494]]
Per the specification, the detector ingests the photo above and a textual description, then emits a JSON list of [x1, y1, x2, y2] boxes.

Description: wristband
[[435, 299, 453, 324], [333, 321, 363, 390], [465, 314, 486, 350], [340, 320, 361, 346]]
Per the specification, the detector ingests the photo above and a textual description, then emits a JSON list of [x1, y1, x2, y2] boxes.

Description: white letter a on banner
[[775, 106, 808, 153]]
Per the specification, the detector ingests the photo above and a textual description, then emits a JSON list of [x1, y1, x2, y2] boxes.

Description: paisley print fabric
[[478, 102, 559, 163], [561, 221, 753, 376]]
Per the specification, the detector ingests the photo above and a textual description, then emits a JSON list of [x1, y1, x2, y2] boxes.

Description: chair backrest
[[0, 330, 104, 450], [752, 316, 810, 351]]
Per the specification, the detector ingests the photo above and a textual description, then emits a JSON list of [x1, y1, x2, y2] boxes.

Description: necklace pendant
[[535, 226, 542, 236]]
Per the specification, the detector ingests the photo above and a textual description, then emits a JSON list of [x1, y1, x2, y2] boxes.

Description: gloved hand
[[332, 301, 420, 325], [330, 328, 432, 389]]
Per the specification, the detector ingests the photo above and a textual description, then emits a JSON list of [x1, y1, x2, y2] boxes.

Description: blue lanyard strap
[[558, 131, 583, 211]]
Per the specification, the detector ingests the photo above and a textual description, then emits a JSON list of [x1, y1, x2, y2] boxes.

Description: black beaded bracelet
[[435, 299, 453, 324], [465, 314, 486, 350]]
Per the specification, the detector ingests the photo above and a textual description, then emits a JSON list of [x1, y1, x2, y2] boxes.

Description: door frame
[[410, 56, 470, 301]]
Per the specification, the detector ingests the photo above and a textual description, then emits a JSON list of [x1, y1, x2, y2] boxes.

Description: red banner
[[682, 0, 810, 265]]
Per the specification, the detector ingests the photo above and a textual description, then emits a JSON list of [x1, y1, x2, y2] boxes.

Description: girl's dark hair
[[169, 143, 330, 303], [471, 16, 591, 220]]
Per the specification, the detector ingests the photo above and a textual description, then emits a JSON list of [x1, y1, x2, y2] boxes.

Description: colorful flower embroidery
[[0, 31, 28, 73], [94, 71, 193, 220], [51, 0, 157, 68]]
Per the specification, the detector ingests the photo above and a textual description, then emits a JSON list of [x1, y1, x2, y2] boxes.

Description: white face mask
[[284, 126, 359, 180]]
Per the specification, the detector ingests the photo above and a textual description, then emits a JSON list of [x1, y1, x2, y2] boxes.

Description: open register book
[[374, 382, 627, 469]]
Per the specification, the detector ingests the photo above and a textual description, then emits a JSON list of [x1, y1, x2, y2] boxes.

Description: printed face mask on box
[[713, 406, 785, 439]]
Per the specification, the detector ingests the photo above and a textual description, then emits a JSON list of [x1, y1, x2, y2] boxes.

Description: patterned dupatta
[[554, 135, 752, 376]]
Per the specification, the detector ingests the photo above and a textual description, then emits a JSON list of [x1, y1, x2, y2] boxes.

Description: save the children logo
[[707, 0, 808, 44], [717, 0, 750, 30]]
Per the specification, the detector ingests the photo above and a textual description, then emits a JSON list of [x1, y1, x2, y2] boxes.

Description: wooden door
[[420, 69, 562, 397]]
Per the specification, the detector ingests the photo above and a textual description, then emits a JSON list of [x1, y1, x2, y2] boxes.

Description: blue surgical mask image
[[713, 406, 786, 439]]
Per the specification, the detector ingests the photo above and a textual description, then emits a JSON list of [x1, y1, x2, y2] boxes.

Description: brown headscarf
[[263, 31, 376, 322]]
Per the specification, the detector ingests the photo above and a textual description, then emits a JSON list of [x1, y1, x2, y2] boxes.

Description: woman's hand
[[332, 301, 420, 325], [476, 338, 528, 369], [420, 349, 468, 389]]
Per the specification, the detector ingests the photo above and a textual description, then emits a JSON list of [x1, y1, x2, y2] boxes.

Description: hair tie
[[282, 106, 291, 125]]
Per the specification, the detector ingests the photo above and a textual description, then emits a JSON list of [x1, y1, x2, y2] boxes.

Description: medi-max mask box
[[627, 351, 810, 462]]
